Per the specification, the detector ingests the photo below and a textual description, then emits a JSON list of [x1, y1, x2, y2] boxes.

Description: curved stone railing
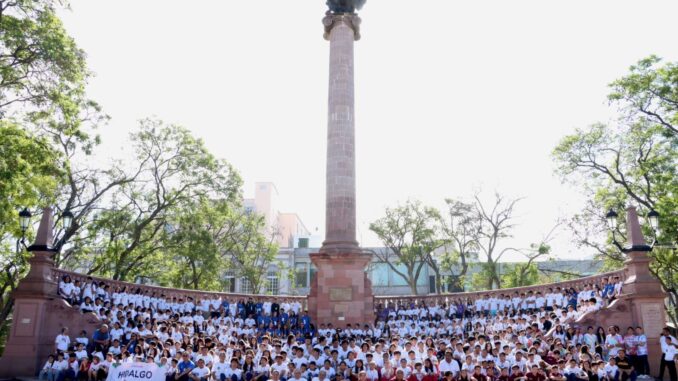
[[53, 267, 626, 315], [373, 269, 627, 307], [53, 268, 308, 307]]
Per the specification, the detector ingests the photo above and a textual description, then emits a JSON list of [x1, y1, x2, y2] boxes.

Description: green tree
[[553, 56, 678, 324], [222, 212, 280, 295], [0, 0, 91, 117], [439, 199, 479, 292], [61, 120, 242, 281], [369, 200, 445, 295], [0, 122, 63, 353]]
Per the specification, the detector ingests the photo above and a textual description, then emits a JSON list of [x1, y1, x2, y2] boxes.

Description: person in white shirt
[[659, 334, 678, 381], [439, 351, 460, 378], [55, 328, 70, 353], [189, 359, 211, 381], [604, 357, 619, 381], [212, 352, 230, 380], [634, 327, 649, 376], [38, 355, 57, 381]]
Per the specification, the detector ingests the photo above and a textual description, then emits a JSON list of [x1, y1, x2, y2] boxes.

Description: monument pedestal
[[572, 207, 668, 379], [308, 252, 374, 327]]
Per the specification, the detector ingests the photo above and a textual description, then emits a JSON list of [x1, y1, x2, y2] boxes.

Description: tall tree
[[61, 119, 242, 281], [553, 56, 678, 324], [369, 200, 444, 295], [0, 122, 63, 350], [438, 199, 479, 292], [222, 212, 280, 295], [0, 0, 91, 117], [473, 192, 522, 290]]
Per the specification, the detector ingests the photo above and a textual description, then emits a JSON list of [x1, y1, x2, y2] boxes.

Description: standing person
[[633, 327, 648, 376], [604, 327, 623, 360], [659, 335, 677, 381], [55, 328, 70, 354]]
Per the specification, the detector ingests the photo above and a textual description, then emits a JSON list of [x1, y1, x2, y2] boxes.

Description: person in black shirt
[[614, 350, 635, 381]]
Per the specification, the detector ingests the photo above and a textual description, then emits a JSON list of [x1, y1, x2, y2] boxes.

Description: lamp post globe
[[647, 210, 660, 231], [61, 210, 74, 230], [18, 208, 32, 232], [605, 209, 618, 231]]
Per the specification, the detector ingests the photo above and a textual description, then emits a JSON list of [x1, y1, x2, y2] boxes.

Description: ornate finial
[[326, 0, 366, 14], [323, 13, 361, 41]]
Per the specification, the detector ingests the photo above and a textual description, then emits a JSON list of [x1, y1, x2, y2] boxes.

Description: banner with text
[[106, 362, 164, 381]]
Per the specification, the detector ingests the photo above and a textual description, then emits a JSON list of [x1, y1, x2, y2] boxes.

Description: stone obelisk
[[308, 0, 374, 327]]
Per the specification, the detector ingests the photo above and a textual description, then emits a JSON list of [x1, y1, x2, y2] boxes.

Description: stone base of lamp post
[[571, 207, 667, 379], [308, 252, 374, 327]]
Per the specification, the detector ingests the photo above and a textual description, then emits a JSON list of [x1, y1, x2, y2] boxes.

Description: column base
[[308, 252, 374, 328]]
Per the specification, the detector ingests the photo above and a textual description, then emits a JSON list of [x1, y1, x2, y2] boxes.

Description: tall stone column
[[308, 3, 374, 327], [320, 12, 361, 255]]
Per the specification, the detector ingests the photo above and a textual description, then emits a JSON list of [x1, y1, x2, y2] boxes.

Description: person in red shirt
[[391, 369, 407, 381], [510, 365, 526, 381], [472, 366, 487, 381], [486, 366, 498, 381], [498, 368, 510, 381], [408, 362, 425, 381], [526, 365, 546, 381]]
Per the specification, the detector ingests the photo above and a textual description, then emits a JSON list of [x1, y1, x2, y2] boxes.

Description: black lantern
[[605, 209, 618, 231], [647, 210, 660, 232], [19, 208, 32, 232], [61, 210, 74, 231]]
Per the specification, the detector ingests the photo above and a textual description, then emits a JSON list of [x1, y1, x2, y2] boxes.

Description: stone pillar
[[0, 208, 59, 377], [622, 206, 666, 377], [308, 7, 374, 328], [571, 206, 667, 378], [0, 208, 100, 378], [320, 12, 361, 255]]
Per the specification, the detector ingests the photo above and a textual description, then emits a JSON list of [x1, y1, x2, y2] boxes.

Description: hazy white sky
[[59, 0, 678, 261]]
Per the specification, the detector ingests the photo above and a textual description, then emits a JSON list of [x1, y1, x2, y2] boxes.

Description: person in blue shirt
[[238, 300, 247, 319], [222, 300, 230, 316], [301, 312, 311, 334], [602, 279, 615, 300], [280, 311, 289, 327], [177, 352, 196, 381]]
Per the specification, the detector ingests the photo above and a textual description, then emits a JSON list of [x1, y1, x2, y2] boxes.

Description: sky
[[58, 0, 678, 261]]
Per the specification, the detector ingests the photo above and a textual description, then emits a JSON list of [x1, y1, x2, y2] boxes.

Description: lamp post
[[605, 208, 675, 252], [18, 207, 74, 252]]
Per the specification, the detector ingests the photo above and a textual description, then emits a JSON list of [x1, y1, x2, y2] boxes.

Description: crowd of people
[[37, 274, 677, 381]]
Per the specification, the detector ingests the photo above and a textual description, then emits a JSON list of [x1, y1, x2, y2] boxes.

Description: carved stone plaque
[[640, 303, 664, 338], [329, 287, 353, 301]]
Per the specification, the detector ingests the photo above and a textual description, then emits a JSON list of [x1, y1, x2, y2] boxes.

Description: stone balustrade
[[52, 268, 308, 307], [373, 269, 627, 307], [53, 267, 626, 314]]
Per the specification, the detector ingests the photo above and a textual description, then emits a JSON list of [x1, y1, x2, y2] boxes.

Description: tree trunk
[[408, 280, 418, 295]]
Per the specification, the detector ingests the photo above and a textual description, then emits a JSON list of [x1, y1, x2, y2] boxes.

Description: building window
[[240, 278, 253, 294], [266, 273, 279, 295], [370, 262, 389, 287], [224, 271, 235, 292], [295, 262, 308, 288], [310, 263, 317, 284]]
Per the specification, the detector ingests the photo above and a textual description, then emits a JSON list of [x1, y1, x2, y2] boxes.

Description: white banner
[[106, 362, 165, 381]]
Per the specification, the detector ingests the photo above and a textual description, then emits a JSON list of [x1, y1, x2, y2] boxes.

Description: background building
[[236, 182, 604, 296]]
